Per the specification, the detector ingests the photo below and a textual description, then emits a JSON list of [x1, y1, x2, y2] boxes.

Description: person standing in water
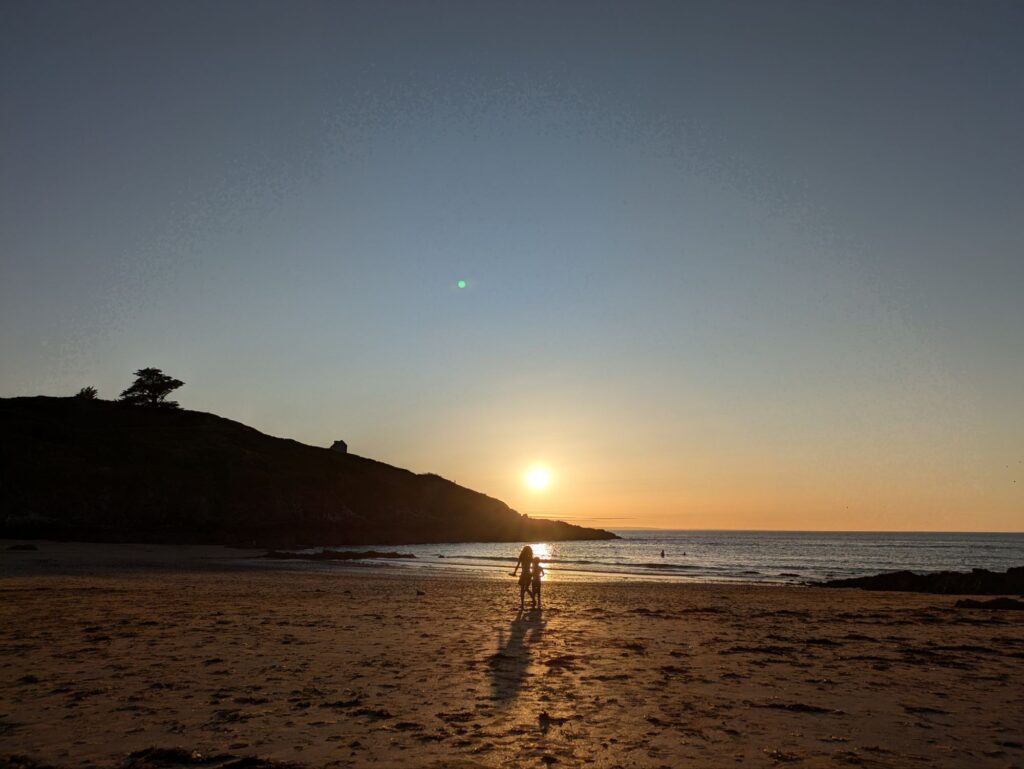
[[511, 545, 534, 609]]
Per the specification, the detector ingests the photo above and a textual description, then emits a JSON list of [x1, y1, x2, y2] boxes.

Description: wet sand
[[2, 542, 1023, 768]]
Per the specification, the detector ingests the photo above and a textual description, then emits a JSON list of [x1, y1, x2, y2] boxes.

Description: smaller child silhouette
[[530, 556, 545, 609]]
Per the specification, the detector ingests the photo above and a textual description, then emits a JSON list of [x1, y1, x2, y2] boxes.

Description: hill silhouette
[[0, 397, 617, 547]]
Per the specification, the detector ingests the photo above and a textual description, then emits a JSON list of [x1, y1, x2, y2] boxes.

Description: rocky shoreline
[[819, 566, 1024, 595]]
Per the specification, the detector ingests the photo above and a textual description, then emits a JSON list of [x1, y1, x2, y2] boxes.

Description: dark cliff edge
[[0, 397, 618, 548]]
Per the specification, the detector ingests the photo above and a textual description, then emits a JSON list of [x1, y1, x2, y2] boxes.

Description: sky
[[1, 1, 1022, 532]]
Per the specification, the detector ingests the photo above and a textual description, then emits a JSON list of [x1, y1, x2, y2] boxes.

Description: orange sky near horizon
[[229, 377, 1023, 534], [374, 380, 1020, 534], [486, 454, 1022, 534]]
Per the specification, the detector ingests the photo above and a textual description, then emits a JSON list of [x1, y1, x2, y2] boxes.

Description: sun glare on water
[[526, 466, 552, 490]]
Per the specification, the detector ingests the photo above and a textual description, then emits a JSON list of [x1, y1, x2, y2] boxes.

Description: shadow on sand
[[489, 608, 545, 702]]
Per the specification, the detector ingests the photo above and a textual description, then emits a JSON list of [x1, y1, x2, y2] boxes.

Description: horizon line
[[538, 525, 1024, 535]]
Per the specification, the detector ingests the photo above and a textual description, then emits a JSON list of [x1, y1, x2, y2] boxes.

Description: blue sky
[[2, 1, 1021, 529]]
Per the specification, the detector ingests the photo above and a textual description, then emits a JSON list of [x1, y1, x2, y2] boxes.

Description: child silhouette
[[530, 556, 545, 609]]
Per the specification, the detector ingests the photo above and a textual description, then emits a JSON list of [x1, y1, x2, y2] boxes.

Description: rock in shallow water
[[818, 566, 1024, 595]]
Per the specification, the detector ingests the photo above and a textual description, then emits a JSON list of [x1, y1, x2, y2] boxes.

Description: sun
[[525, 466, 552, 490]]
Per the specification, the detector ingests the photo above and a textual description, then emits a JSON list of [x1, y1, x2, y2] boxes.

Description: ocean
[[297, 530, 1024, 584]]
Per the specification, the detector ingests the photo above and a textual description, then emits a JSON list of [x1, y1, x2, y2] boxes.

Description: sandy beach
[[2, 543, 1023, 768]]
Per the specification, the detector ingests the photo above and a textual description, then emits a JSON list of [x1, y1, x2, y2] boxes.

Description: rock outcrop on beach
[[954, 597, 1024, 610], [819, 566, 1024, 595], [0, 396, 617, 548]]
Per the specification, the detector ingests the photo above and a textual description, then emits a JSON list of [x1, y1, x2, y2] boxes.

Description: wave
[[438, 553, 731, 572]]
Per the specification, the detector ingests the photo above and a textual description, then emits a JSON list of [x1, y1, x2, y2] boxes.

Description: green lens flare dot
[[457, 280, 467, 289]]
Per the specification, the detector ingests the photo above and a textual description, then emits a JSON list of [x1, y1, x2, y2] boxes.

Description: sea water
[[300, 530, 1024, 584]]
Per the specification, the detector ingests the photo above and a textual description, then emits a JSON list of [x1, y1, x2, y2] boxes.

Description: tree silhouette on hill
[[119, 368, 184, 409]]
